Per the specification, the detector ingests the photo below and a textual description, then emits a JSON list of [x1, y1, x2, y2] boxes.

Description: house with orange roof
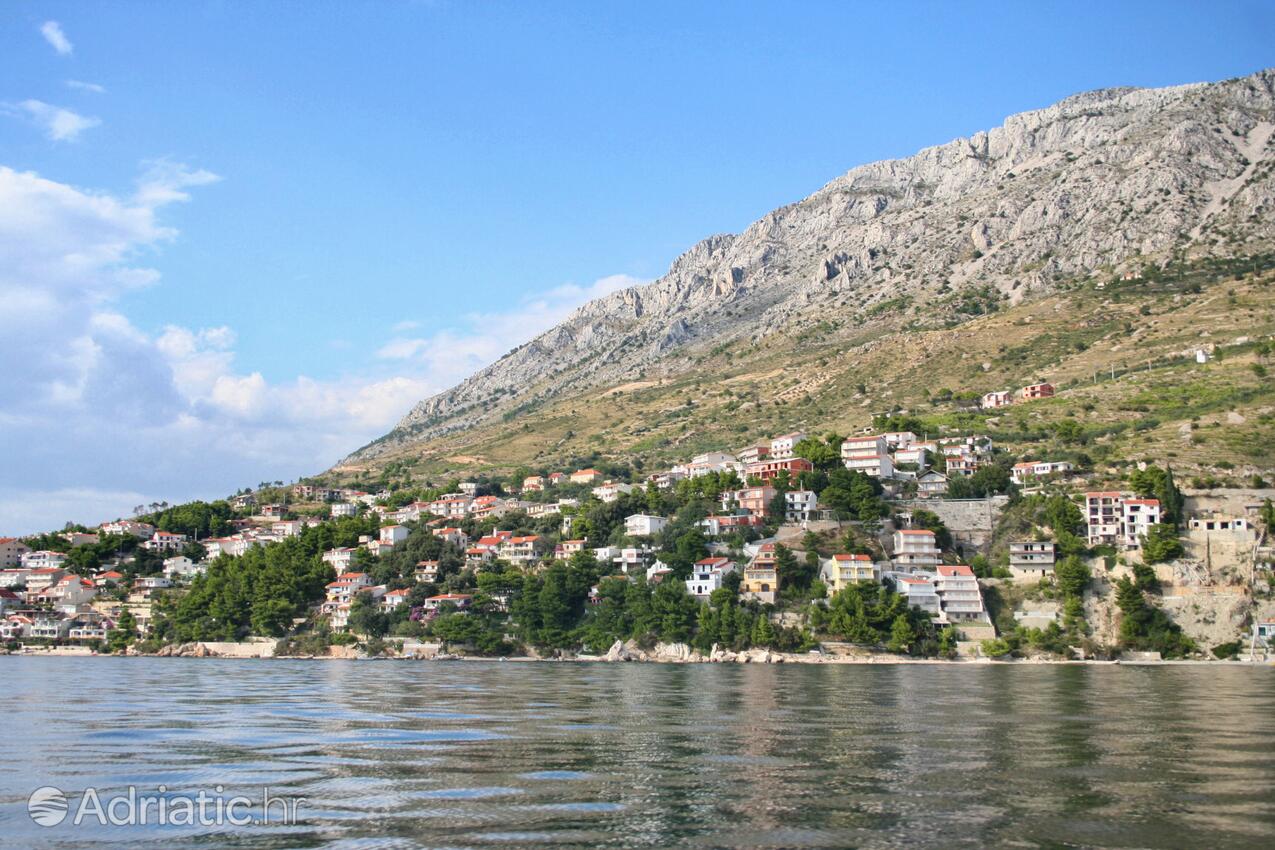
[[500, 535, 544, 565], [93, 569, 126, 587], [891, 529, 941, 570], [933, 565, 986, 622]]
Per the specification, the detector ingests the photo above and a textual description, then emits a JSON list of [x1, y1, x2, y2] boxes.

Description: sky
[[1, 1, 1272, 533]]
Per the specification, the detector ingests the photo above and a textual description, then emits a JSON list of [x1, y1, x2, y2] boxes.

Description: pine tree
[[887, 614, 915, 653]]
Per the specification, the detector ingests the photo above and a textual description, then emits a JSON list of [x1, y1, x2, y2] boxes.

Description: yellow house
[[742, 543, 779, 603], [821, 553, 879, 592]]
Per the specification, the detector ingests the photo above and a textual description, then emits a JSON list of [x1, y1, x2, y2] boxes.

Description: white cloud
[[135, 159, 222, 206], [67, 80, 106, 94], [0, 163, 648, 534], [40, 21, 73, 56], [5, 100, 100, 141], [375, 273, 647, 386], [391, 319, 420, 332]]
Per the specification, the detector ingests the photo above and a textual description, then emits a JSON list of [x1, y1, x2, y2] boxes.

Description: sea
[[2, 657, 1274, 849]]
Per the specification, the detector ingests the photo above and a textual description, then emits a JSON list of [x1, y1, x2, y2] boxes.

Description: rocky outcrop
[[153, 642, 214, 657], [345, 69, 1275, 464]]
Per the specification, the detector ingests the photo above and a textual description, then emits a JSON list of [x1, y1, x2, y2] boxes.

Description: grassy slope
[[332, 264, 1275, 488]]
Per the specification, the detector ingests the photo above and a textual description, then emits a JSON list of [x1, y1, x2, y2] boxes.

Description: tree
[[1053, 420, 1085, 445], [107, 610, 137, 653], [1054, 555, 1090, 600], [1140, 524, 1184, 564], [1128, 465, 1183, 527], [348, 593, 389, 638], [887, 614, 915, 653], [793, 437, 840, 470], [910, 509, 953, 552], [1132, 562, 1160, 592], [774, 544, 802, 590], [1113, 576, 1195, 658]]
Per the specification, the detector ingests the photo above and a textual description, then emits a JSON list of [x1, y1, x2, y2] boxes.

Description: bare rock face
[[651, 642, 696, 662], [346, 69, 1275, 463]]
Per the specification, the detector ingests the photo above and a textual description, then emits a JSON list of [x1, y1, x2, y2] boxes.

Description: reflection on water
[[2, 658, 1274, 848]]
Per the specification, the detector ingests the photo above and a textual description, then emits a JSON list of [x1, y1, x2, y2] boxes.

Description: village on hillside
[[3, 379, 1274, 662]]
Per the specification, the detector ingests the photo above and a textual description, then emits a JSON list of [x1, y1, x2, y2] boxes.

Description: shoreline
[[5, 646, 1271, 666]]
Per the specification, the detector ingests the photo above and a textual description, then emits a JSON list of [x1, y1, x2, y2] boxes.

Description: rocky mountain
[[345, 69, 1275, 466]]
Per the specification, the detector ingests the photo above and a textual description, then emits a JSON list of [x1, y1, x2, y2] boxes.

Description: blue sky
[[1, 1, 1272, 532]]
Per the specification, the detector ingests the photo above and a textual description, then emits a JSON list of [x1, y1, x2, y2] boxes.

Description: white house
[[1009, 542, 1056, 579], [272, 520, 304, 538], [99, 520, 155, 539], [163, 556, 204, 579], [883, 431, 917, 449], [1011, 460, 1074, 485], [325, 572, 373, 604], [322, 547, 358, 571], [842, 435, 887, 458], [889, 572, 941, 615], [917, 470, 949, 498], [499, 535, 543, 564], [933, 565, 987, 622], [142, 530, 189, 552], [0, 568, 33, 588], [686, 557, 736, 598], [841, 437, 895, 479], [380, 588, 412, 612], [894, 445, 930, 467], [625, 514, 669, 537], [21, 550, 68, 570], [1122, 499, 1162, 549], [1085, 492, 1125, 546], [330, 502, 358, 518], [770, 432, 806, 461], [38, 576, 98, 606], [981, 390, 1013, 409], [23, 565, 67, 592], [1085, 492, 1162, 549], [785, 490, 819, 522], [892, 529, 941, 570], [432, 527, 470, 547], [614, 547, 653, 574], [592, 481, 635, 503], [379, 525, 410, 546]]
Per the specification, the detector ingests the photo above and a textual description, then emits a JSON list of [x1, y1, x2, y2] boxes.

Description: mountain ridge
[[341, 69, 1275, 470]]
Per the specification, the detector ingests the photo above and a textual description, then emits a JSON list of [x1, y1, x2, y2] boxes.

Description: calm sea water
[[1, 658, 1274, 849]]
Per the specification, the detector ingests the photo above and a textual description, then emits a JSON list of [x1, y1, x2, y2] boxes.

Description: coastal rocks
[[327, 645, 361, 660], [650, 642, 695, 662], [154, 642, 214, 657], [604, 640, 642, 662]]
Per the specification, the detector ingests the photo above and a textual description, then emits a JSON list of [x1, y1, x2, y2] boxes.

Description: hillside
[[336, 69, 1275, 483]]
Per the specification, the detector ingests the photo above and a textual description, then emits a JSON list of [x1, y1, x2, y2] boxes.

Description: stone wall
[[894, 496, 1010, 556]]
